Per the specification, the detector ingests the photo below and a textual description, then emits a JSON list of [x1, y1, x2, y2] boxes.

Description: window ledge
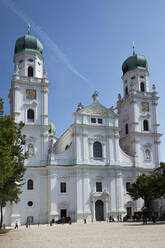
[[93, 157, 103, 161], [58, 193, 68, 196]]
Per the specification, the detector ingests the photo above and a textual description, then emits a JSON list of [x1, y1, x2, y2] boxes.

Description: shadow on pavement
[[0, 229, 12, 236], [123, 221, 165, 227]]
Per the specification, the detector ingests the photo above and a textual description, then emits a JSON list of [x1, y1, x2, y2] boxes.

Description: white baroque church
[[4, 32, 162, 226]]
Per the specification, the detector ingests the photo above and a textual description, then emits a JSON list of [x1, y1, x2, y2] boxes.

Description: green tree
[[0, 98, 27, 228], [151, 162, 165, 199], [127, 163, 165, 211], [127, 174, 156, 209]]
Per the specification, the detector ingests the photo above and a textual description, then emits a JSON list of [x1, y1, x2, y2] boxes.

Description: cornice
[[120, 131, 162, 139], [118, 93, 159, 107], [72, 123, 120, 132], [11, 77, 50, 88], [46, 164, 153, 173], [13, 49, 44, 62], [23, 124, 49, 130]]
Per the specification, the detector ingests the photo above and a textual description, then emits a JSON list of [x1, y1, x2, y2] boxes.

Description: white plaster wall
[[4, 168, 48, 226], [14, 51, 43, 78]]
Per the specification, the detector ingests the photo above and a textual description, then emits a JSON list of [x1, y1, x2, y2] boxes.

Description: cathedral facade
[[4, 33, 161, 226]]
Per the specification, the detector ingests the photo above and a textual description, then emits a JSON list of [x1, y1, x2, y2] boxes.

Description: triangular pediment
[[75, 91, 118, 118], [80, 102, 109, 116]]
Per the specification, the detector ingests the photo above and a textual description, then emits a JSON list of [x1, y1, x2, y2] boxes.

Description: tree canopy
[[127, 163, 165, 209], [0, 98, 27, 228]]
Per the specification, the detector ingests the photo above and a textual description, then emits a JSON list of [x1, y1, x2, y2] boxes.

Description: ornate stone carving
[[92, 91, 99, 103], [145, 149, 151, 160], [152, 84, 156, 91], [43, 69, 47, 78], [85, 105, 108, 115], [143, 143, 152, 148], [118, 93, 121, 101], [76, 102, 84, 112], [88, 135, 106, 143], [28, 143, 34, 158], [15, 65, 19, 74], [140, 113, 150, 119]]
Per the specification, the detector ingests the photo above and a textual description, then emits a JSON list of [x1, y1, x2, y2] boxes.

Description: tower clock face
[[141, 102, 149, 112], [26, 89, 36, 99]]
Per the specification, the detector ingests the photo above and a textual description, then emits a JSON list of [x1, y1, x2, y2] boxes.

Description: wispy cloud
[[2, 0, 89, 82]]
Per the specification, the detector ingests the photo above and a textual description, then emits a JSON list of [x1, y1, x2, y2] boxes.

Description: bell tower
[[117, 47, 161, 169], [9, 28, 49, 166]]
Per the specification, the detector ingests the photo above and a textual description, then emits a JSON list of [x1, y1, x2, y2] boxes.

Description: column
[[103, 142, 106, 162], [114, 134, 119, 162], [116, 171, 124, 213], [104, 198, 109, 220], [14, 85, 21, 123], [92, 200, 96, 221], [41, 87, 48, 125], [83, 134, 88, 162], [48, 171, 58, 221], [76, 169, 83, 221], [88, 139, 93, 159], [152, 101, 160, 168]]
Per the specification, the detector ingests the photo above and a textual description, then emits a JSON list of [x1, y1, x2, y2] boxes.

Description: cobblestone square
[[1, 222, 165, 248]]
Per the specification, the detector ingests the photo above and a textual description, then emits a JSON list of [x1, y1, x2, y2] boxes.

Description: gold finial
[[28, 23, 31, 34], [133, 41, 135, 55]]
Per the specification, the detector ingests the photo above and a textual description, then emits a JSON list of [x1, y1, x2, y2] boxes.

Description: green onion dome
[[14, 34, 43, 55], [48, 121, 56, 137], [122, 53, 148, 75]]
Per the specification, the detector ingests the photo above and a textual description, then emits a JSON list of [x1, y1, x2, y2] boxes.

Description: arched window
[[145, 149, 151, 160], [27, 109, 34, 122], [93, 141, 102, 158], [125, 123, 129, 134], [125, 86, 128, 96], [28, 66, 33, 77], [143, 120, 149, 131], [140, 82, 145, 92], [27, 179, 33, 190]]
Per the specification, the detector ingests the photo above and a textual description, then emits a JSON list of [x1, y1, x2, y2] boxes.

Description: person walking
[[15, 221, 18, 229]]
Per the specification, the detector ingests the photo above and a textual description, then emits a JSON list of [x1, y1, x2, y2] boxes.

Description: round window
[[27, 201, 33, 207]]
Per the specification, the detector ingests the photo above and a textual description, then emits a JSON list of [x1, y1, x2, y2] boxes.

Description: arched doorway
[[125, 201, 134, 219], [95, 200, 104, 221]]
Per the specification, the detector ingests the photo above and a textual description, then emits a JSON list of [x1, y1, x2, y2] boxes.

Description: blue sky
[[0, 0, 165, 161]]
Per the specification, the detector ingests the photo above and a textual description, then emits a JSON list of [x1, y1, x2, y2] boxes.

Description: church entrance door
[[61, 209, 67, 218], [95, 200, 104, 221], [126, 207, 132, 219]]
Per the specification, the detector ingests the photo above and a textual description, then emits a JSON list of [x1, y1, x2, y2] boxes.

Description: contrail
[[2, 0, 89, 83]]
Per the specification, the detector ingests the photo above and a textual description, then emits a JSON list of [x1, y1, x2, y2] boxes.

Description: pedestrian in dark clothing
[[15, 221, 18, 229], [152, 212, 156, 224]]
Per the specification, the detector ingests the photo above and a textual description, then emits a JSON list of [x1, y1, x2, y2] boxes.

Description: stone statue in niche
[[145, 149, 151, 160], [43, 69, 47, 78], [28, 143, 34, 158], [15, 65, 19, 74]]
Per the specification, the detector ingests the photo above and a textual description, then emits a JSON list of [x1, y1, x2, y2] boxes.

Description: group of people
[[142, 211, 157, 224], [14, 211, 158, 229], [108, 216, 115, 222]]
